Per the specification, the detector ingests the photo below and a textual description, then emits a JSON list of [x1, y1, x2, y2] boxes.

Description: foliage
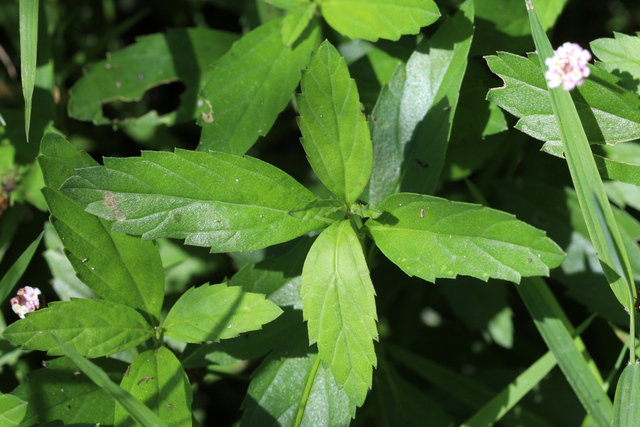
[[1, 0, 640, 425]]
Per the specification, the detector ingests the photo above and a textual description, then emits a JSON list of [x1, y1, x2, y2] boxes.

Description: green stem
[[294, 353, 322, 427]]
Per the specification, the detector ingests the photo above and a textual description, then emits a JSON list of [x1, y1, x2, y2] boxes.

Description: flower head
[[544, 42, 592, 91], [11, 286, 42, 318]]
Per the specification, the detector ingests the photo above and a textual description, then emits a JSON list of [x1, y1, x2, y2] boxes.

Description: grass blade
[[19, 0, 39, 141], [526, 0, 636, 362], [612, 363, 640, 426], [517, 277, 613, 426], [0, 232, 43, 306], [51, 335, 167, 427]]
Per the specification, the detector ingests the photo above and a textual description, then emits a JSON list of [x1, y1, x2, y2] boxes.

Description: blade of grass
[[461, 314, 596, 427], [517, 277, 613, 426], [612, 363, 640, 427], [0, 232, 43, 306], [386, 343, 554, 427], [51, 335, 167, 427], [19, 0, 39, 142], [526, 0, 636, 362]]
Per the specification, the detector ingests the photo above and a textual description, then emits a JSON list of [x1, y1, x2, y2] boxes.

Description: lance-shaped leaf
[[9, 356, 127, 426], [60, 149, 327, 253], [2, 299, 155, 358], [115, 347, 192, 427], [68, 28, 239, 126], [319, 0, 440, 42], [366, 193, 565, 283], [19, 0, 38, 140], [198, 18, 320, 154], [613, 363, 640, 427], [241, 318, 355, 425], [297, 40, 372, 205], [301, 220, 378, 407], [39, 132, 164, 320], [368, 1, 474, 203], [0, 232, 42, 306], [486, 52, 640, 157], [163, 283, 283, 343]]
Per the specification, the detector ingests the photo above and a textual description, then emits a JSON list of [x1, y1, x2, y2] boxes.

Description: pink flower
[[544, 42, 592, 91], [11, 286, 42, 319]]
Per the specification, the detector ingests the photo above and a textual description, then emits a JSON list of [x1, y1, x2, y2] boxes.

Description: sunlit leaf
[[320, 0, 440, 42], [198, 18, 320, 154], [39, 132, 165, 320], [302, 220, 378, 407], [3, 299, 155, 357], [115, 348, 192, 427], [60, 149, 327, 253], [366, 193, 565, 283], [297, 40, 372, 205], [163, 283, 283, 343]]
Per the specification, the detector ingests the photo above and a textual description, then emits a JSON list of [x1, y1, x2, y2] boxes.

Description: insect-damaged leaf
[[60, 149, 327, 253], [198, 18, 320, 154], [68, 28, 238, 126]]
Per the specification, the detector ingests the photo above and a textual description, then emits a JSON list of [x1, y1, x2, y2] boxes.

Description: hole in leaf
[[102, 80, 186, 121]]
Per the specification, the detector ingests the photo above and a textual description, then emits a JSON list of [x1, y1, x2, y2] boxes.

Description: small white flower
[[544, 42, 592, 91], [11, 286, 42, 318]]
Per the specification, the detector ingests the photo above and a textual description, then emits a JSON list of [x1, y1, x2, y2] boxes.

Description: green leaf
[[366, 193, 565, 283], [0, 394, 27, 426], [51, 335, 167, 427], [163, 283, 283, 343], [486, 52, 640, 157], [281, 3, 316, 46], [39, 132, 165, 320], [368, 1, 474, 203], [115, 347, 192, 427], [319, 0, 440, 42], [241, 320, 355, 426], [198, 18, 320, 154], [59, 149, 326, 253], [297, 40, 372, 205], [288, 198, 345, 224], [42, 222, 96, 300], [301, 220, 378, 407], [19, 0, 38, 141], [10, 356, 127, 426], [3, 299, 155, 357], [68, 28, 239, 126], [0, 231, 42, 306], [591, 32, 640, 96], [612, 363, 640, 427]]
